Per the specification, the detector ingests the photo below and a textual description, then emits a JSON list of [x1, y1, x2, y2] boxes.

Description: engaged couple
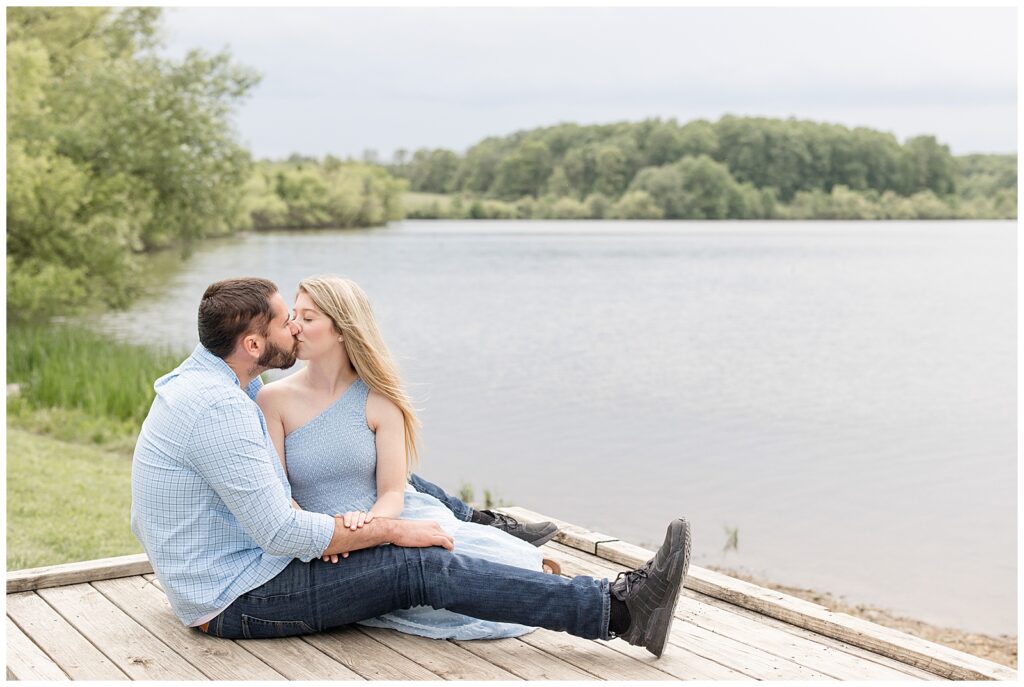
[[130, 275, 691, 656]]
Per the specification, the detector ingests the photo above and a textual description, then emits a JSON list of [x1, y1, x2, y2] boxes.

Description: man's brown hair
[[198, 278, 279, 359]]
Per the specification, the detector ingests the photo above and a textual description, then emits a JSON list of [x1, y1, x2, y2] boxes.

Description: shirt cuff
[[296, 511, 336, 563]]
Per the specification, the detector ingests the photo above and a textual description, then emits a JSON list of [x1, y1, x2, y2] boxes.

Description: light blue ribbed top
[[284, 378, 378, 514]]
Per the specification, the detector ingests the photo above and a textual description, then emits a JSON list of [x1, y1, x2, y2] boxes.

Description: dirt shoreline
[[707, 565, 1017, 669]]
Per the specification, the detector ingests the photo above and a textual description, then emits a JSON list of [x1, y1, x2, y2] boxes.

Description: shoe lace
[[612, 560, 652, 599], [489, 512, 521, 531]]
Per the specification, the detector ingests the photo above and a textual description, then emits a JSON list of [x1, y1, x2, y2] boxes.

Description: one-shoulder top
[[284, 378, 378, 515]]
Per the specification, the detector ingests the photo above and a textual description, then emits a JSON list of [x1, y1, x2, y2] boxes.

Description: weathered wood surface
[[546, 540, 933, 681], [6, 592, 128, 680], [7, 553, 151, 594], [6, 617, 69, 681], [6, 507, 1017, 681], [500, 505, 1018, 682]]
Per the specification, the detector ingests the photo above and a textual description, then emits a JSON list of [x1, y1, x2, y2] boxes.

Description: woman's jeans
[[408, 473, 473, 521], [205, 544, 611, 641]]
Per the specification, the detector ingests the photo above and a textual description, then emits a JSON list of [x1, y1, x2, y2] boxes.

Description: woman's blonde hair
[[298, 275, 421, 470]]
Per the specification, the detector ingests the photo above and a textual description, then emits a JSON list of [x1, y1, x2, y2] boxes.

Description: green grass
[[7, 324, 182, 433], [6, 324, 182, 568], [6, 428, 143, 570]]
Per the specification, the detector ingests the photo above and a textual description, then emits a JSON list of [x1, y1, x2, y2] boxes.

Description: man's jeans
[[408, 473, 473, 521], [205, 543, 611, 640]]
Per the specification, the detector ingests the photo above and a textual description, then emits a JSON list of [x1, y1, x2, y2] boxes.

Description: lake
[[98, 219, 1017, 636]]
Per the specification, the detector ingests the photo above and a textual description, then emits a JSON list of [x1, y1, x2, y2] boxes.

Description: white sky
[[159, 6, 1018, 159]]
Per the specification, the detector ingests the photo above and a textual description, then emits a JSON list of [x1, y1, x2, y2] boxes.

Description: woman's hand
[[342, 510, 374, 530], [321, 511, 375, 561], [321, 511, 371, 562]]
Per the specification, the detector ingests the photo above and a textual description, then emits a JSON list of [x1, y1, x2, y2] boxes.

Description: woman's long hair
[[298, 275, 421, 471]]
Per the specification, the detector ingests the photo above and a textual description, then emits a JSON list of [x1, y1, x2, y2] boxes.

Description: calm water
[[99, 220, 1017, 636]]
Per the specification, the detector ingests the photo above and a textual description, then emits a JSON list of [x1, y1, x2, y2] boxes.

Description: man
[[130, 277, 691, 656]]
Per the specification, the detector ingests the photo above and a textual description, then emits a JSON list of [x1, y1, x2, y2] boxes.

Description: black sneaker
[[611, 518, 691, 657], [478, 510, 559, 547]]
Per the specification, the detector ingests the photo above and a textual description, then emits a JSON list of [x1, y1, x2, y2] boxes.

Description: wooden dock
[[6, 506, 1017, 681]]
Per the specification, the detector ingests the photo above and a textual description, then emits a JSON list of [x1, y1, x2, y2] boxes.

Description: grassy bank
[[7, 325, 182, 446], [6, 429, 142, 570], [6, 324, 182, 568], [401, 188, 1015, 221]]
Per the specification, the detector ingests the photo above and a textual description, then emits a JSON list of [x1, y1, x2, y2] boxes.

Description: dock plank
[[670, 612, 838, 679], [546, 543, 835, 679], [6, 616, 69, 680], [36, 583, 207, 680], [7, 553, 151, 594], [240, 637, 366, 680], [142, 573, 364, 680], [303, 627, 443, 680], [6, 591, 128, 681], [597, 632, 752, 680], [93, 576, 286, 680], [597, 538, 1013, 681], [452, 636, 599, 680], [547, 541, 931, 680], [356, 625, 520, 680], [509, 506, 1015, 681], [519, 628, 676, 680]]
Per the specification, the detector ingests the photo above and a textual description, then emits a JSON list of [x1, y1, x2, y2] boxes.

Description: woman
[[257, 275, 546, 640]]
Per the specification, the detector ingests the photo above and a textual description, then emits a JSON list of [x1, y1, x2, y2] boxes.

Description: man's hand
[[389, 520, 454, 551], [322, 516, 454, 560], [323, 511, 360, 562]]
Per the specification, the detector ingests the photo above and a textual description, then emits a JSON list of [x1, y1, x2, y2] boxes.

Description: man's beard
[[254, 339, 297, 372]]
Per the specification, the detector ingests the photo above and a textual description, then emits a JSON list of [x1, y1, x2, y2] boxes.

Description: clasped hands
[[322, 511, 454, 563], [322, 510, 374, 563]]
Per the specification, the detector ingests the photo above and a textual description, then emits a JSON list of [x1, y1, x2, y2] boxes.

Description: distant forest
[[371, 117, 1016, 220]]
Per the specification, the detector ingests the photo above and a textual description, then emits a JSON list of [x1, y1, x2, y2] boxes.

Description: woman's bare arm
[[365, 389, 407, 521]]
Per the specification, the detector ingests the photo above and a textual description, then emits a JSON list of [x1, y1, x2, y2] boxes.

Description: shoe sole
[[645, 518, 692, 657]]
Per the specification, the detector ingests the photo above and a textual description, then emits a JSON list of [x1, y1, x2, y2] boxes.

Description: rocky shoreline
[[707, 565, 1017, 669]]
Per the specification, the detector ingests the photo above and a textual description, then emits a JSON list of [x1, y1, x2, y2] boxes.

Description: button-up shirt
[[130, 345, 334, 626]]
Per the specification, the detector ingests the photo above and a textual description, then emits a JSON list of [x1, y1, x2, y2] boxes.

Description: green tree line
[[242, 155, 405, 230], [390, 118, 1016, 220], [6, 8, 403, 320]]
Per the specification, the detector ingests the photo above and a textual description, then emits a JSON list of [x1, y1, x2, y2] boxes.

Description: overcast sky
[[160, 7, 1017, 160]]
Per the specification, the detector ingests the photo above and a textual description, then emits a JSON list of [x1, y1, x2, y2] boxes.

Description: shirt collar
[[190, 345, 264, 400]]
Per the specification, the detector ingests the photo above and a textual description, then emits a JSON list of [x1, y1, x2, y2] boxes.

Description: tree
[[491, 140, 552, 199], [677, 120, 718, 160], [7, 7, 258, 317], [627, 155, 746, 219], [608, 191, 664, 219], [594, 145, 629, 196], [546, 165, 572, 196], [902, 136, 957, 196]]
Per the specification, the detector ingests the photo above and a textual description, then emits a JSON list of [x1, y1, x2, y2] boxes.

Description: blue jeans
[[206, 543, 611, 640], [408, 473, 473, 521]]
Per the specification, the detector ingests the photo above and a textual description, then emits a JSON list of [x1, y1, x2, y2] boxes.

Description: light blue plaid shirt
[[130, 345, 335, 626]]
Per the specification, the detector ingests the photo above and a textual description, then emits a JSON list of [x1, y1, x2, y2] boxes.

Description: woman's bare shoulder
[[365, 386, 402, 428], [257, 373, 304, 409]]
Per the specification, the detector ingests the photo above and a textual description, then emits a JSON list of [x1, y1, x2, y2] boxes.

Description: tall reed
[[6, 325, 182, 424]]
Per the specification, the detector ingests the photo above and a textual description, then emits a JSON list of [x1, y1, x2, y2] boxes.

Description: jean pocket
[[240, 614, 315, 639]]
